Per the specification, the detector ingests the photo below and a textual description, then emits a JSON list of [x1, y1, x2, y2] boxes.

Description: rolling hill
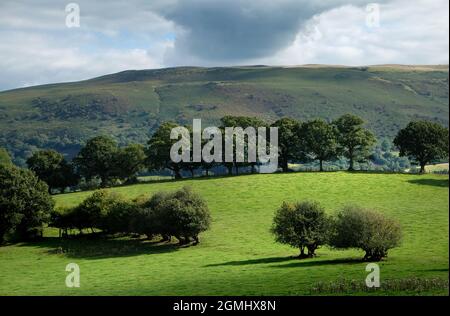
[[0, 65, 448, 165]]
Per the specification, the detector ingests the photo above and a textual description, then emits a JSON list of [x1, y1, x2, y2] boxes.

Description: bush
[[130, 192, 171, 240], [73, 190, 122, 232], [329, 206, 402, 261], [271, 201, 330, 258], [102, 200, 139, 234], [0, 164, 54, 243], [144, 187, 211, 245]]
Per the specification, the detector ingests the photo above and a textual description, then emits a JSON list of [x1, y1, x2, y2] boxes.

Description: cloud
[[257, 0, 449, 66], [0, 0, 448, 90], [158, 0, 376, 65]]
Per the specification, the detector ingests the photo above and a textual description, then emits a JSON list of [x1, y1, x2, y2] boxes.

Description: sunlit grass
[[0, 172, 448, 295]]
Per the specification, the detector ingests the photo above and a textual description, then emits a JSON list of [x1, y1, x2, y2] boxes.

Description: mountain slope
[[0, 65, 448, 165]]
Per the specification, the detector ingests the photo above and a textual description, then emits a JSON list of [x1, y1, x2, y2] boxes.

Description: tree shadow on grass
[[17, 236, 179, 259], [270, 258, 363, 268], [205, 256, 363, 268], [204, 256, 298, 267], [408, 178, 449, 187]]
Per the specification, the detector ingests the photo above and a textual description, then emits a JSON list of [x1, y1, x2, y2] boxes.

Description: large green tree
[[74, 136, 118, 186], [146, 122, 185, 179], [333, 114, 376, 171], [394, 121, 449, 173], [113, 144, 146, 183], [299, 119, 339, 171], [0, 165, 54, 243], [26, 149, 78, 193], [272, 201, 330, 258], [271, 118, 302, 172]]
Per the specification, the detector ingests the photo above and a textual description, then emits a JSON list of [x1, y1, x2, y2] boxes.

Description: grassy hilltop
[[0, 172, 448, 295], [0, 65, 448, 164]]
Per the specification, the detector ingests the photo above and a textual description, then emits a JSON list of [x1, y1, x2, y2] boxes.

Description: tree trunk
[[193, 235, 199, 245], [348, 157, 354, 171], [319, 159, 324, 172], [173, 167, 182, 179], [282, 159, 289, 172], [227, 165, 233, 175], [420, 162, 426, 173], [234, 164, 239, 175]]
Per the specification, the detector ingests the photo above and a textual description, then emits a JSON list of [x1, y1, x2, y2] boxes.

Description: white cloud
[[258, 0, 449, 66]]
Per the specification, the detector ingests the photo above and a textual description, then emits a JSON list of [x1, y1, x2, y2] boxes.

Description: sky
[[0, 0, 448, 91]]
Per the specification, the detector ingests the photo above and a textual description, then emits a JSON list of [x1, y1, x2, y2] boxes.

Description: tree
[[102, 200, 138, 234], [329, 206, 402, 261], [113, 144, 146, 183], [333, 114, 376, 171], [394, 121, 449, 173], [154, 187, 211, 245], [0, 148, 12, 166], [299, 119, 339, 171], [271, 118, 302, 172], [0, 164, 54, 243], [271, 201, 330, 258], [75, 190, 122, 232], [220, 116, 268, 174], [146, 122, 184, 179], [74, 136, 118, 186], [130, 192, 168, 240], [26, 149, 78, 193]]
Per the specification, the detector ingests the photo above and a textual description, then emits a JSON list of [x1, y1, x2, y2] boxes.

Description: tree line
[[50, 186, 211, 245], [2, 115, 448, 193]]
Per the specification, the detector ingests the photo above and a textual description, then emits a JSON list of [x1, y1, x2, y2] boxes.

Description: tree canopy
[[394, 121, 449, 173], [333, 114, 376, 171]]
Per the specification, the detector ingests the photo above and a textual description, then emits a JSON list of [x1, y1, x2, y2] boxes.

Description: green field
[[0, 172, 448, 295]]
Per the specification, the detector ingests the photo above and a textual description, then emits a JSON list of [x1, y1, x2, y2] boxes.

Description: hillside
[[0, 65, 448, 165], [0, 172, 448, 295]]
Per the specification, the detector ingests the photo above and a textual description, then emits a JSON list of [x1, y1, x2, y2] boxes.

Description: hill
[[0, 172, 448, 295], [0, 65, 448, 165]]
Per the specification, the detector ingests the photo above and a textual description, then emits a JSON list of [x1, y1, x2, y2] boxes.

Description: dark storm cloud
[[157, 0, 375, 63]]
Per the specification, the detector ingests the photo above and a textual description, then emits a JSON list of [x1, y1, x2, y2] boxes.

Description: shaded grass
[[0, 172, 448, 296]]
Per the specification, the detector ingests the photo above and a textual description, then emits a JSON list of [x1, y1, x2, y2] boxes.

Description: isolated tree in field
[[0, 148, 12, 166], [74, 136, 118, 186], [0, 164, 54, 243], [333, 114, 376, 171], [271, 201, 330, 258], [146, 122, 184, 179], [26, 149, 78, 193], [299, 119, 339, 171], [394, 121, 449, 173], [271, 118, 302, 172], [113, 144, 146, 183], [329, 206, 402, 261]]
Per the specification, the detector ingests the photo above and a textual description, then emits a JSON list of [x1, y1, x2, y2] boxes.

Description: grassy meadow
[[0, 172, 448, 295]]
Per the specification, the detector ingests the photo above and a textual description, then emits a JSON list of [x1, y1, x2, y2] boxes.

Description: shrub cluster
[[50, 187, 211, 245], [272, 201, 402, 261]]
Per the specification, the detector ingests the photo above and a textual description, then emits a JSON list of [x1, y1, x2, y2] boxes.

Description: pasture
[[0, 172, 448, 295]]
